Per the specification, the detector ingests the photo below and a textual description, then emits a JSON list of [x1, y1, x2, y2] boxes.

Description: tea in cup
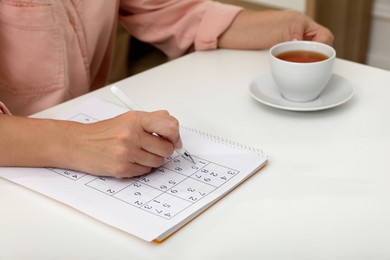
[[269, 41, 336, 102]]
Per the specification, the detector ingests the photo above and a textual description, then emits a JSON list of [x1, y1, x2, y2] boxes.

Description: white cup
[[269, 41, 336, 102]]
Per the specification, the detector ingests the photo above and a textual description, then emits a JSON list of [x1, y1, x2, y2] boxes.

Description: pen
[[110, 85, 196, 164]]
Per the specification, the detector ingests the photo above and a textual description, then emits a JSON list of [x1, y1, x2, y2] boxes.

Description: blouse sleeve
[[119, 0, 242, 58], [0, 102, 12, 115]]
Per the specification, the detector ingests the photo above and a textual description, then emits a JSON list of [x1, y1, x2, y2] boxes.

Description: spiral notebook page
[[0, 97, 268, 242]]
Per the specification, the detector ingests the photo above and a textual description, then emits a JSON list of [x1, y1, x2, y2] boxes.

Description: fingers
[[308, 27, 334, 46], [141, 110, 181, 148], [300, 18, 334, 45], [111, 111, 178, 177], [111, 162, 153, 179], [284, 11, 334, 46], [106, 138, 168, 179], [69, 110, 182, 179], [139, 129, 175, 157]]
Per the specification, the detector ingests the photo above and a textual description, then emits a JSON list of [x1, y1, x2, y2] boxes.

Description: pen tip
[[183, 151, 196, 164], [189, 156, 196, 164]]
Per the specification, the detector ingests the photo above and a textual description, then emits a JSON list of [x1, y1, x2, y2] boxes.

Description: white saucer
[[249, 73, 355, 111]]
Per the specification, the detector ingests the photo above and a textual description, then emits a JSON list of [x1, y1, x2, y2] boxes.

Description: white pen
[[110, 85, 196, 164]]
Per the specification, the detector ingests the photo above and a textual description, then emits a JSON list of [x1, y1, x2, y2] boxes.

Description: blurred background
[[109, 0, 389, 83]]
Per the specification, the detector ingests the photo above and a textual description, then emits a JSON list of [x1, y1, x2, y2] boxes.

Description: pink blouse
[[0, 0, 242, 116]]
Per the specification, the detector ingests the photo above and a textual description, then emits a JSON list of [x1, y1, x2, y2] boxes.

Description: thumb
[[286, 21, 305, 41]]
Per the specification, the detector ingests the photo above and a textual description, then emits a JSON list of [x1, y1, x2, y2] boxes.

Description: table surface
[[1, 49, 390, 260]]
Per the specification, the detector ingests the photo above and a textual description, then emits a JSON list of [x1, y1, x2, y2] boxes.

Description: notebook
[[0, 97, 268, 242]]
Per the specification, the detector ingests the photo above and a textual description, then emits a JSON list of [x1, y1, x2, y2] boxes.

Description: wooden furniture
[[307, 0, 373, 64]]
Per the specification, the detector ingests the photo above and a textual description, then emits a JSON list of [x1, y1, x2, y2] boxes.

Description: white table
[[1, 49, 390, 259]]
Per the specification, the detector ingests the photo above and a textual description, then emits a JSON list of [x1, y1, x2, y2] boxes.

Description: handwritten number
[[189, 196, 197, 201], [141, 177, 150, 182]]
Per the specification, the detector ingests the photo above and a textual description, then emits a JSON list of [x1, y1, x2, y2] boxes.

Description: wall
[[366, 0, 390, 70]]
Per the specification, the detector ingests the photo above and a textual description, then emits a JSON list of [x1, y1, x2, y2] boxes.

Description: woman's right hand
[[65, 110, 181, 178]]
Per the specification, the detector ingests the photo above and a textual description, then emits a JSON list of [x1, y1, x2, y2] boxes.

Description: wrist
[[44, 119, 84, 170]]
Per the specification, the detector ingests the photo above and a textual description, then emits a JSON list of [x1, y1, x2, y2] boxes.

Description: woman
[[0, 0, 333, 178]]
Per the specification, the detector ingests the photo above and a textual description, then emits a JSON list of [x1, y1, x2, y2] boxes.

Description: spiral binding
[[182, 126, 267, 157]]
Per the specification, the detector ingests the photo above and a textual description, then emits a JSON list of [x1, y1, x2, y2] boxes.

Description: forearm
[[218, 9, 283, 50], [0, 115, 74, 168], [0, 110, 181, 178]]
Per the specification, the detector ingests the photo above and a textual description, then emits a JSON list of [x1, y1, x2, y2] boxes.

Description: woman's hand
[[218, 9, 334, 49], [66, 110, 181, 178]]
